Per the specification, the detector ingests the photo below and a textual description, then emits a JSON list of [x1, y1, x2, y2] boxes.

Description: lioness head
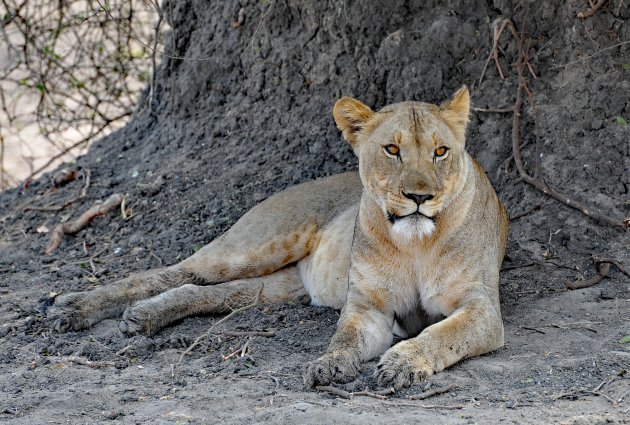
[[333, 87, 471, 241]]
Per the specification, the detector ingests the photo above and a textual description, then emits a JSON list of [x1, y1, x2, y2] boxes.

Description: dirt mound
[[0, 0, 628, 423]]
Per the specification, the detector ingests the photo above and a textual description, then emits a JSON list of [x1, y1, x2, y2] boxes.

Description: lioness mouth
[[387, 211, 435, 223]]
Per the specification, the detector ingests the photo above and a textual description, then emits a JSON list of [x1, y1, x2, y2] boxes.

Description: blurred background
[[0, 0, 161, 190]]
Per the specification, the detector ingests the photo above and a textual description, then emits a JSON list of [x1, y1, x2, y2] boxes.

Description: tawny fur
[[49, 86, 508, 390]]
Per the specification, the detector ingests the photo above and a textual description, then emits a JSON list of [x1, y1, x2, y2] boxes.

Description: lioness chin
[[48, 86, 508, 390]]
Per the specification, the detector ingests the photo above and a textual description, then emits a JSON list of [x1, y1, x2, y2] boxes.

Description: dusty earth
[[1, 0, 629, 423]]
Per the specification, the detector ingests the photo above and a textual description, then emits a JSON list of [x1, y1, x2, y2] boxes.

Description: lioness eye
[[434, 146, 449, 157], [384, 144, 400, 156]]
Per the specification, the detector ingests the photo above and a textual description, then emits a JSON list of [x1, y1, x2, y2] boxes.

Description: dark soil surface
[[1, 0, 629, 423]]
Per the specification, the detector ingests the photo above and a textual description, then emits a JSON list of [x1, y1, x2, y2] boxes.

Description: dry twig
[[315, 385, 395, 400], [62, 356, 115, 369], [221, 338, 251, 362], [380, 400, 466, 409], [577, 0, 608, 18], [315, 385, 353, 399], [44, 193, 123, 255], [408, 384, 456, 400], [479, 17, 536, 85], [554, 377, 617, 402], [565, 257, 630, 289], [355, 388, 396, 399], [550, 40, 630, 67], [221, 330, 276, 337], [473, 106, 514, 113], [177, 286, 264, 364]]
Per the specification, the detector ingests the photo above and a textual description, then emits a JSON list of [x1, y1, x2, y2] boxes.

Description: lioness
[[49, 86, 508, 389]]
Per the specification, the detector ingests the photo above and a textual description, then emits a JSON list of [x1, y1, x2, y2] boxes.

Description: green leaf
[[623, 64, 630, 70], [70, 78, 85, 89], [615, 116, 628, 126], [36, 83, 45, 93], [619, 335, 630, 344]]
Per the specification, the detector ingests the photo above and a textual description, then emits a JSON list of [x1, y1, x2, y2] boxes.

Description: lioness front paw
[[375, 343, 432, 390], [303, 351, 360, 387], [47, 293, 92, 332], [119, 303, 160, 336]]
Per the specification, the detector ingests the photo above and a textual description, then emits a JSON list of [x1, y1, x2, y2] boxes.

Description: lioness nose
[[403, 192, 434, 205]]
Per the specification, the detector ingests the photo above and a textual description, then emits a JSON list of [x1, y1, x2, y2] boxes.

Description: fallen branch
[[473, 106, 514, 113], [554, 377, 617, 402], [221, 338, 251, 361], [479, 18, 512, 84], [525, 321, 602, 334], [380, 400, 466, 409], [565, 262, 610, 290], [521, 326, 546, 334], [352, 388, 395, 400], [577, 0, 607, 18], [501, 257, 577, 273], [221, 330, 276, 337], [44, 193, 123, 255], [408, 384, 456, 400], [177, 285, 263, 364], [315, 385, 352, 399], [547, 321, 601, 332], [565, 257, 629, 289], [63, 356, 115, 368], [315, 385, 395, 400]]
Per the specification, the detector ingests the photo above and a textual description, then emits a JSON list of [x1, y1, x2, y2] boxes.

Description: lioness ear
[[439, 85, 470, 143], [333, 97, 374, 146]]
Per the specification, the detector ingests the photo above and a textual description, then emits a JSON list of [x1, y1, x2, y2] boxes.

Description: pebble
[[21, 370, 36, 380], [292, 402, 312, 412], [0, 326, 10, 338], [102, 410, 123, 420]]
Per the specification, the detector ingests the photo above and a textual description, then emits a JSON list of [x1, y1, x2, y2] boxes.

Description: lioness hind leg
[[48, 267, 203, 332], [48, 225, 319, 333], [119, 266, 307, 336], [49, 222, 319, 333]]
